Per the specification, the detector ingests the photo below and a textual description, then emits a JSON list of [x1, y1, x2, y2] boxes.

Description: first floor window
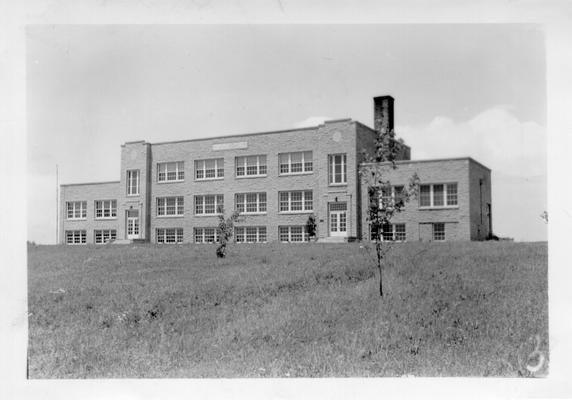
[[195, 158, 224, 180], [328, 153, 347, 185], [235, 226, 267, 243], [419, 183, 458, 208], [195, 194, 224, 215], [236, 155, 267, 177], [95, 200, 117, 219], [377, 223, 406, 242], [433, 223, 445, 241], [157, 161, 184, 182], [66, 201, 87, 219], [194, 227, 219, 243], [279, 226, 310, 243], [279, 151, 313, 175], [65, 230, 86, 245], [157, 196, 184, 216], [235, 192, 267, 214], [157, 228, 184, 244], [94, 229, 117, 244], [279, 190, 313, 212], [127, 169, 140, 196]]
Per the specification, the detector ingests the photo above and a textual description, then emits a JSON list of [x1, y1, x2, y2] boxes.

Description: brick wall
[[468, 159, 493, 240], [360, 158, 476, 241], [60, 181, 120, 244]]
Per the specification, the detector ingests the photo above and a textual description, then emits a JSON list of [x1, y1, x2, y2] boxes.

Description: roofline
[[60, 180, 120, 187], [353, 120, 412, 151], [360, 157, 491, 171], [145, 118, 354, 146]]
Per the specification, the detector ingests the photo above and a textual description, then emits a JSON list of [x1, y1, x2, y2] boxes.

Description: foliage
[[360, 127, 419, 296], [216, 208, 242, 258], [306, 214, 317, 240]]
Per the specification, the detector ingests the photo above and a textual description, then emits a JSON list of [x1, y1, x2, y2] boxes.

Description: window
[[419, 183, 458, 208], [279, 151, 313, 175], [195, 194, 224, 215], [279, 226, 310, 243], [65, 230, 86, 245], [195, 158, 224, 180], [94, 229, 117, 244], [328, 154, 347, 185], [157, 196, 184, 216], [279, 190, 313, 213], [236, 155, 267, 177], [235, 192, 266, 214], [377, 223, 406, 242], [433, 223, 445, 241], [157, 161, 184, 182], [235, 226, 267, 243], [127, 170, 140, 196], [157, 228, 184, 244], [66, 201, 87, 220], [194, 227, 219, 243], [95, 200, 117, 219], [379, 185, 405, 210]]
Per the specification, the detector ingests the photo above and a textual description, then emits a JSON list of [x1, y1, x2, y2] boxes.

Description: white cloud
[[293, 116, 332, 129], [397, 107, 547, 241]]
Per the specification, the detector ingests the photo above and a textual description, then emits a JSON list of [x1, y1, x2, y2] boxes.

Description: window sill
[[156, 215, 185, 218], [236, 174, 267, 179], [157, 180, 185, 184], [67, 218, 87, 221], [126, 194, 140, 197], [237, 212, 267, 216], [279, 171, 314, 177], [419, 206, 459, 210], [329, 183, 348, 187], [95, 217, 118, 220], [279, 210, 314, 215], [194, 214, 223, 217], [195, 177, 224, 182]]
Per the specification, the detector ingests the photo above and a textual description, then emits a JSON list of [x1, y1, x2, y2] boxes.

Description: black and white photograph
[[3, 1, 572, 399]]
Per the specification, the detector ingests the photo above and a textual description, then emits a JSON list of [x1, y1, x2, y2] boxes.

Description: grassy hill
[[27, 241, 548, 378]]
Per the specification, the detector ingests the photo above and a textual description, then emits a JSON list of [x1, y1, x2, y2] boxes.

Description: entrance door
[[126, 210, 140, 239], [329, 202, 347, 237]]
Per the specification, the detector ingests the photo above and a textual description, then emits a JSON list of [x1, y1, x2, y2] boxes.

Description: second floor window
[[236, 155, 267, 177], [95, 200, 117, 219], [328, 154, 347, 185], [157, 161, 184, 182], [195, 194, 224, 215], [419, 183, 458, 208], [157, 196, 184, 216], [379, 185, 405, 209], [127, 170, 140, 196], [279, 190, 313, 212], [66, 201, 87, 220], [235, 192, 267, 214], [279, 151, 313, 175], [195, 158, 224, 180]]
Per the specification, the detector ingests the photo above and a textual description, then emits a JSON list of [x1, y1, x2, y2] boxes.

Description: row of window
[[65, 226, 309, 244], [67, 182, 459, 221], [125, 152, 348, 196], [369, 222, 447, 241]]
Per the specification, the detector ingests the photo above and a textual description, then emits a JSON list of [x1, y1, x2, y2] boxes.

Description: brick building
[[59, 96, 492, 245]]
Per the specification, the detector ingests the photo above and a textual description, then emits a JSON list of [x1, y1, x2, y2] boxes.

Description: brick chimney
[[373, 95, 394, 133]]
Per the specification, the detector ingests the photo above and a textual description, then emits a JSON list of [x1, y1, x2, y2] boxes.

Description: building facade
[[59, 96, 492, 245]]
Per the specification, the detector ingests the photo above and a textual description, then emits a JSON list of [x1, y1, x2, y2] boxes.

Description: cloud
[[293, 116, 332, 129], [397, 107, 547, 241]]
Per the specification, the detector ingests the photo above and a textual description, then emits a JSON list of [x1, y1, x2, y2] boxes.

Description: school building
[[59, 96, 492, 245]]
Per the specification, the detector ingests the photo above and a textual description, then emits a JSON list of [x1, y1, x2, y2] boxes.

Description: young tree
[[360, 128, 419, 297], [215, 208, 242, 258]]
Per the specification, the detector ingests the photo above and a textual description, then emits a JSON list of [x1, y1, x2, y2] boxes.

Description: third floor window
[[157, 161, 184, 182], [236, 155, 267, 177], [279, 151, 313, 175]]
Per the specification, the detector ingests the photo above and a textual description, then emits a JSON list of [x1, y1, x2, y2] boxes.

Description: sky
[[26, 24, 547, 243]]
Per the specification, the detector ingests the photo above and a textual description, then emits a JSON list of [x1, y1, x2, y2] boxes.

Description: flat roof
[[141, 118, 354, 146], [60, 180, 120, 187], [361, 157, 491, 172]]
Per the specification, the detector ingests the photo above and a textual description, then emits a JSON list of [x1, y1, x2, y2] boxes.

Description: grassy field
[[27, 241, 548, 378]]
